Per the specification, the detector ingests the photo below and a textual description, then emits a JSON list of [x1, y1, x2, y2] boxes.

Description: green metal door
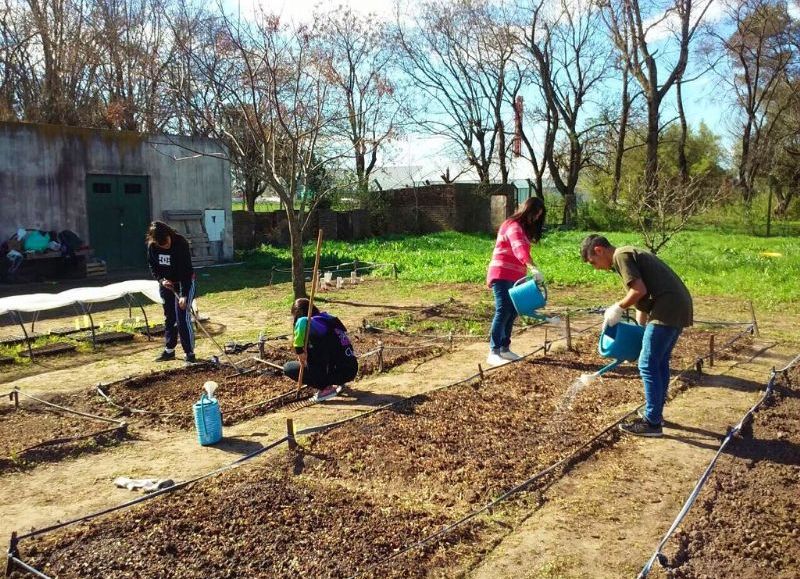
[[86, 175, 151, 270]]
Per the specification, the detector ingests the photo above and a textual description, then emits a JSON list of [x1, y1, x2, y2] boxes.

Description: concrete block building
[[0, 121, 232, 271]]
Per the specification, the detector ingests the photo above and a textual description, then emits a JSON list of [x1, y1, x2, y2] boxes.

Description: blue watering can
[[193, 392, 222, 446], [591, 320, 646, 377], [509, 276, 548, 319]]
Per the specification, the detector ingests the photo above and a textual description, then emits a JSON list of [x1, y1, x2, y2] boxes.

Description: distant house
[[0, 121, 232, 271]]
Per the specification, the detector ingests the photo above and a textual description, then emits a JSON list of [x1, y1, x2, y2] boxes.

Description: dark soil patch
[[59, 333, 445, 431], [76, 331, 135, 345], [655, 367, 800, 579], [18, 342, 76, 358], [304, 348, 645, 511], [13, 460, 486, 579], [0, 403, 125, 474]]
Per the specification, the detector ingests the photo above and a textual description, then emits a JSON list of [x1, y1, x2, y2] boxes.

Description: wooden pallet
[[163, 210, 217, 267], [85, 259, 107, 278]]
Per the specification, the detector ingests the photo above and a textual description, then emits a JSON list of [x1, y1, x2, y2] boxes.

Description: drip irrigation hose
[[637, 351, 800, 578]]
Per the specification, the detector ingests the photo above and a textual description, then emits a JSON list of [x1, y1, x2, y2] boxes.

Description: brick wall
[[232, 184, 513, 250]]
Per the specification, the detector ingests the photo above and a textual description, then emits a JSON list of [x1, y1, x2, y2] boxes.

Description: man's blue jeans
[[490, 280, 517, 353], [639, 323, 682, 425]]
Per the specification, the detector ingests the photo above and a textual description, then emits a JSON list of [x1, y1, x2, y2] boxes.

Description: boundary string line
[[637, 351, 800, 578]]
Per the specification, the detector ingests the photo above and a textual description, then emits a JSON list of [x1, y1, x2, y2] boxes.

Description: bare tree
[[7, 0, 104, 124], [710, 0, 797, 202], [315, 8, 405, 194], [601, 0, 714, 194], [523, 0, 613, 225], [170, 6, 343, 297], [89, 0, 176, 132], [394, 0, 519, 184], [629, 171, 728, 253]]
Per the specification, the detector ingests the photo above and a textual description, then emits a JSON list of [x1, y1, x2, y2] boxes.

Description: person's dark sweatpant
[[283, 359, 358, 390], [160, 281, 196, 355]]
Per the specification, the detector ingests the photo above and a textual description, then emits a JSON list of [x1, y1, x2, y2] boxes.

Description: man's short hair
[[580, 234, 612, 262]]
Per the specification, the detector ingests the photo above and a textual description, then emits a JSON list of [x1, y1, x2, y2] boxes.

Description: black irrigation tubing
[[17, 424, 126, 454], [14, 389, 125, 427], [638, 351, 800, 579], [6, 434, 292, 579]]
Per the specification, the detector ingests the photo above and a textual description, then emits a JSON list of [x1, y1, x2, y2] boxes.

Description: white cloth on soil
[[114, 476, 175, 493]]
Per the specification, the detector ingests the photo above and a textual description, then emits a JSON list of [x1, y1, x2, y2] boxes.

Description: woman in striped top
[[485, 197, 546, 366]]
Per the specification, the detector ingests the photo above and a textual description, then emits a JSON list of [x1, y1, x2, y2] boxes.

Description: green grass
[[233, 230, 799, 311]]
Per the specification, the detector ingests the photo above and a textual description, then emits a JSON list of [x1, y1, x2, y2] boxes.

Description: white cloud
[[644, 0, 724, 42]]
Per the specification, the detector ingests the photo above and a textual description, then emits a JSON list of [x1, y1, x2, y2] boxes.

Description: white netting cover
[[0, 280, 163, 316]]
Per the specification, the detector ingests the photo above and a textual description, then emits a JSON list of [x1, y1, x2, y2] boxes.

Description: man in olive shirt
[[581, 234, 693, 437]]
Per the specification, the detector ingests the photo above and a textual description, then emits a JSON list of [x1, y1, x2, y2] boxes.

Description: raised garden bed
[[12, 460, 486, 579], [0, 399, 126, 474], [652, 366, 800, 579], [6, 326, 759, 577], [79, 333, 445, 430]]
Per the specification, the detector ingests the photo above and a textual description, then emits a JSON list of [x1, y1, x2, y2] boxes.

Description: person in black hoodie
[[146, 221, 197, 364]]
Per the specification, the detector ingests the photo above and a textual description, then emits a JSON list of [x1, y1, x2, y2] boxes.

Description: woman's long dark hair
[[145, 221, 179, 246], [509, 197, 546, 242], [291, 298, 320, 324]]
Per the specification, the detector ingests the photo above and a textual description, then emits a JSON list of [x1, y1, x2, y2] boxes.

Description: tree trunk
[[287, 213, 307, 299], [676, 78, 688, 185], [644, 95, 660, 196], [739, 122, 755, 203], [611, 68, 630, 204]]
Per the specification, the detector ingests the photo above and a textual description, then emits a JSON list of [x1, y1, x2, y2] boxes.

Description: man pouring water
[[581, 234, 693, 437]]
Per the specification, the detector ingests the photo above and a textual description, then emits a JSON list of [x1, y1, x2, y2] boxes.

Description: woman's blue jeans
[[639, 323, 682, 425], [490, 280, 517, 353]]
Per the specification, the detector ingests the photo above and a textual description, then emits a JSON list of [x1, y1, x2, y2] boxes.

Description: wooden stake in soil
[[269, 267, 275, 286], [378, 341, 385, 373], [709, 334, 715, 367], [10, 389, 19, 408], [286, 418, 297, 450], [392, 263, 398, 279], [749, 300, 760, 337], [296, 229, 324, 399], [478, 363, 485, 384], [565, 311, 572, 351]]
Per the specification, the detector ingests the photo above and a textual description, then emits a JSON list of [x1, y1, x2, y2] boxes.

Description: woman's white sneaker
[[499, 350, 522, 361], [486, 353, 508, 366]]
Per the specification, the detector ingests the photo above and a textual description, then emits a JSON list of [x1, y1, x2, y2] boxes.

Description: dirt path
[[468, 341, 797, 579], [0, 320, 568, 542]]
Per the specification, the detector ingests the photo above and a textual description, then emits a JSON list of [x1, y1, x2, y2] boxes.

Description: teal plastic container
[[509, 277, 547, 317], [193, 393, 222, 446], [598, 321, 645, 362]]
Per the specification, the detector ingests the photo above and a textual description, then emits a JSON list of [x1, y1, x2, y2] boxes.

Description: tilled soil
[[44, 333, 446, 431], [0, 403, 124, 473], [13, 459, 485, 579], [304, 350, 644, 511], [654, 366, 800, 579]]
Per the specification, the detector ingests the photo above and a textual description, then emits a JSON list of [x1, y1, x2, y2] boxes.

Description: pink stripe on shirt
[[486, 219, 531, 286]]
